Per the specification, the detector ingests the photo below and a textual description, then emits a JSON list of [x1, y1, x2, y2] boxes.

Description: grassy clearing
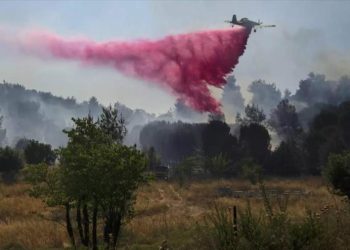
[[0, 178, 347, 249]]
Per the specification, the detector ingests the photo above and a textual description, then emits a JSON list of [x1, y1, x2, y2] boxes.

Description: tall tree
[[266, 140, 305, 176], [26, 114, 147, 249], [61, 115, 146, 249], [303, 102, 350, 174], [140, 121, 203, 163], [239, 123, 271, 165], [269, 99, 302, 141], [98, 105, 127, 144], [236, 104, 266, 126], [202, 119, 238, 158]]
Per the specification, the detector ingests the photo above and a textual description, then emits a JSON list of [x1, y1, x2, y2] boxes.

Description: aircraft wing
[[256, 24, 276, 28]]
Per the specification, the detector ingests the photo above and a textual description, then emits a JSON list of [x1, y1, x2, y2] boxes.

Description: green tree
[[60, 115, 146, 249], [24, 112, 146, 249], [24, 140, 56, 165], [0, 147, 23, 183], [304, 102, 350, 175], [98, 105, 127, 144], [324, 151, 350, 198], [239, 123, 271, 165], [23, 164, 76, 246], [202, 119, 238, 158], [269, 99, 302, 141], [174, 155, 198, 186], [59, 116, 108, 248], [267, 140, 305, 176], [236, 104, 266, 126], [206, 153, 232, 178]]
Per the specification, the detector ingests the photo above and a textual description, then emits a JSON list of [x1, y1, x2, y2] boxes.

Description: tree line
[[140, 99, 350, 179]]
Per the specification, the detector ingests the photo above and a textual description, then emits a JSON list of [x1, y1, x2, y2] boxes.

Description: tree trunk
[[83, 203, 90, 246], [104, 211, 112, 250], [92, 202, 98, 250], [65, 203, 76, 248], [112, 213, 122, 249], [76, 201, 86, 246]]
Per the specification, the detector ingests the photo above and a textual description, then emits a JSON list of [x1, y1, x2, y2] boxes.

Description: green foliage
[[269, 99, 302, 140], [25, 113, 147, 248], [98, 105, 127, 144], [267, 140, 305, 176], [206, 153, 232, 178], [240, 158, 263, 185], [174, 156, 198, 186], [289, 210, 322, 250], [239, 123, 271, 165], [205, 204, 238, 250], [59, 116, 111, 201], [237, 104, 266, 126], [239, 203, 265, 249], [140, 121, 203, 163], [202, 119, 238, 159], [324, 151, 350, 198], [24, 140, 56, 165], [23, 163, 65, 206], [0, 147, 23, 183], [198, 200, 324, 250], [304, 101, 350, 175]]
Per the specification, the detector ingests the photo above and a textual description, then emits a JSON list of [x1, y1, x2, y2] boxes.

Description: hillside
[[0, 81, 156, 147]]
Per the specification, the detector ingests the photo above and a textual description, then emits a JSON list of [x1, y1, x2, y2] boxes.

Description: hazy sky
[[0, 0, 349, 114]]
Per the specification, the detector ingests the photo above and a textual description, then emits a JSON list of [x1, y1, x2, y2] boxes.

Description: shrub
[[324, 151, 350, 198], [24, 140, 56, 165], [0, 147, 23, 183]]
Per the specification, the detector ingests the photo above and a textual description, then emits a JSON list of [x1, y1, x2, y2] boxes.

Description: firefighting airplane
[[225, 15, 276, 32]]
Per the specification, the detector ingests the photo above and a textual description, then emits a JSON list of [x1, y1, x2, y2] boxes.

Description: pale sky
[[0, 0, 349, 114]]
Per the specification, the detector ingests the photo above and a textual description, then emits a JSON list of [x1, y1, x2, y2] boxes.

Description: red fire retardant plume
[[22, 27, 251, 113]]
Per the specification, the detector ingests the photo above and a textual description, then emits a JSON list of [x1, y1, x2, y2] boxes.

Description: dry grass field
[[0, 178, 347, 249]]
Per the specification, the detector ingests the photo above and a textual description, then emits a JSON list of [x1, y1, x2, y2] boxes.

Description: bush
[[0, 147, 23, 183], [324, 151, 350, 198], [24, 140, 56, 165], [196, 202, 324, 250]]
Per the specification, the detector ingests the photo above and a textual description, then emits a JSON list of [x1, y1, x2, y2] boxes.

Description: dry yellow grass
[[0, 183, 68, 249], [0, 178, 345, 249]]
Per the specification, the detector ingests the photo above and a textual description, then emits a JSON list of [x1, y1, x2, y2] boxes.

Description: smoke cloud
[[18, 27, 250, 113], [221, 75, 245, 122]]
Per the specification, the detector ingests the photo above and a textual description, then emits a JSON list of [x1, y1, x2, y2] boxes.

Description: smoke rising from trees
[[1, 72, 350, 148], [221, 75, 245, 122], [248, 80, 282, 115]]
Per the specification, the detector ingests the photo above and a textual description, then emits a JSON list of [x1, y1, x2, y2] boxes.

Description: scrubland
[[0, 178, 348, 249]]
